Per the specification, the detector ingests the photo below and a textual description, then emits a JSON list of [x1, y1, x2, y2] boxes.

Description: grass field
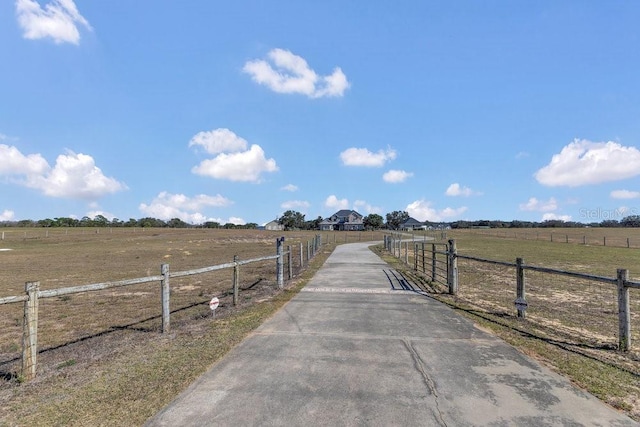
[[380, 227, 640, 421], [0, 228, 383, 426], [1, 227, 639, 424]]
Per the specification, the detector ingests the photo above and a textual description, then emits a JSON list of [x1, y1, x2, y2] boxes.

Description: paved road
[[146, 242, 636, 426]]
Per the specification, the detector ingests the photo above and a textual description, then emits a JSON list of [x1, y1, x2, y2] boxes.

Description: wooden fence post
[[22, 281, 39, 381], [233, 256, 239, 306], [414, 243, 418, 270], [617, 269, 631, 351], [287, 245, 292, 279], [515, 258, 527, 319], [161, 264, 170, 333], [276, 237, 284, 289], [447, 239, 458, 295], [299, 242, 304, 268], [431, 243, 436, 282]]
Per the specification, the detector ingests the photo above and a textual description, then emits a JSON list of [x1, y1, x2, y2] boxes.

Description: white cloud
[[86, 210, 116, 221], [611, 189, 640, 199], [191, 144, 278, 182], [16, 0, 92, 45], [445, 183, 480, 197], [340, 147, 396, 167], [188, 128, 248, 155], [519, 197, 558, 212], [26, 151, 127, 199], [353, 200, 381, 215], [243, 48, 350, 98], [383, 169, 413, 183], [406, 200, 467, 222], [325, 195, 349, 210], [281, 200, 310, 211], [281, 184, 298, 192], [0, 145, 126, 200], [0, 144, 49, 176], [139, 192, 232, 224], [535, 139, 640, 187], [0, 210, 15, 221], [542, 213, 572, 222]]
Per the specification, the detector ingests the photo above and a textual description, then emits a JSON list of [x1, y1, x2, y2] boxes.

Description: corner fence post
[[447, 239, 458, 295], [617, 269, 631, 351], [515, 258, 527, 318], [22, 281, 39, 381], [276, 237, 284, 289], [233, 256, 239, 306], [161, 264, 170, 333]]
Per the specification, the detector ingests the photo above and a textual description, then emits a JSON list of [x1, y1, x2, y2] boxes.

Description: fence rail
[[2, 235, 323, 381], [383, 235, 639, 354]]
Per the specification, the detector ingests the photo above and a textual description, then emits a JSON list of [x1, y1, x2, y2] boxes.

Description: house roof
[[332, 209, 362, 218], [402, 217, 423, 226]]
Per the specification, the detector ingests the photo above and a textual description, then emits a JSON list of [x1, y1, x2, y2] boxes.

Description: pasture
[[384, 227, 640, 420], [0, 228, 384, 426]]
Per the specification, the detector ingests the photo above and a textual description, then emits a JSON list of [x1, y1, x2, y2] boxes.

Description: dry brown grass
[[381, 228, 640, 421], [0, 228, 384, 426]]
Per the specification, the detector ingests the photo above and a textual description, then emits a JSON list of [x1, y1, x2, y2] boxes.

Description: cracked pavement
[[146, 242, 636, 426]]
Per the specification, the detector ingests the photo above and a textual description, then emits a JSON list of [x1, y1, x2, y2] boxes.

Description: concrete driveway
[[146, 242, 636, 426]]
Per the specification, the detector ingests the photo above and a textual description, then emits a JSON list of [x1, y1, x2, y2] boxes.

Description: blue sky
[[2, 1, 640, 225]]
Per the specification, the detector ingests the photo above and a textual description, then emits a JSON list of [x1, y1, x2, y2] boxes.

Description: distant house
[[264, 220, 284, 231], [319, 210, 364, 231], [401, 217, 426, 231]]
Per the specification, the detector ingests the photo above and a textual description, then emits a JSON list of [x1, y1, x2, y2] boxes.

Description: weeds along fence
[[383, 235, 640, 355], [0, 235, 322, 382]]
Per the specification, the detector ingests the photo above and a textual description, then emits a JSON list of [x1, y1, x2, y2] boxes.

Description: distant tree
[[37, 218, 54, 227], [278, 210, 306, 230], [223, 222, 238, 229], [364, 213, 384, 230], [302, 216, 323, 230], [600, 220, 620, 228], [138, 217, 166, 228], [124, 218, 138, 227], [167, 217, 189, 228], [621, 215, 640, 227], [385, 211, 409, 230], [244, 223, 258, 229], [93, 215, 109, 227], [203, 221, 220, 228]]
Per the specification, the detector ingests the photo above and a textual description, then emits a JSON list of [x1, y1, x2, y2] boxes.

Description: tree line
[[0, 215, 259, 229], [2, 211, 639, 230]]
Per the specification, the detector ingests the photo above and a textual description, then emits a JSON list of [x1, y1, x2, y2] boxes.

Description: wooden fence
[[384, 234, 640, 353], [0, 235, 322, 381]]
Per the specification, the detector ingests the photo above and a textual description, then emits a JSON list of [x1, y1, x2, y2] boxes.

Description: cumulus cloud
[[188, 128, 248, 154], [0, 144, 49, 176], [354, 200, 381, 215], [0, 210, 15, 221], [281, 200, 310, 211], [27, 151, 127, 199], [535, 139, 640, 187], [243, 48, 350, 98], [139, 191, 232, 224], [611, 189, 640, 199], [406, 200, 467, 222], [383, 169, 413, 183], [519, 197, 558, 212], [445, 183, 480, 197], [325, 195, 349, 210], [190, 131, 278, 182], [0, 145, 126, 200], [16, 0, 92, 45], [281, 184, 298, 192], [340, 147, 396, 167]]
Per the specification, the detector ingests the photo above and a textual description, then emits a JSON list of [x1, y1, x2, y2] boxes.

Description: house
[[400, 217, 426, 231], [319, 210, 364, 231], [264, 220, 284, 231]]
